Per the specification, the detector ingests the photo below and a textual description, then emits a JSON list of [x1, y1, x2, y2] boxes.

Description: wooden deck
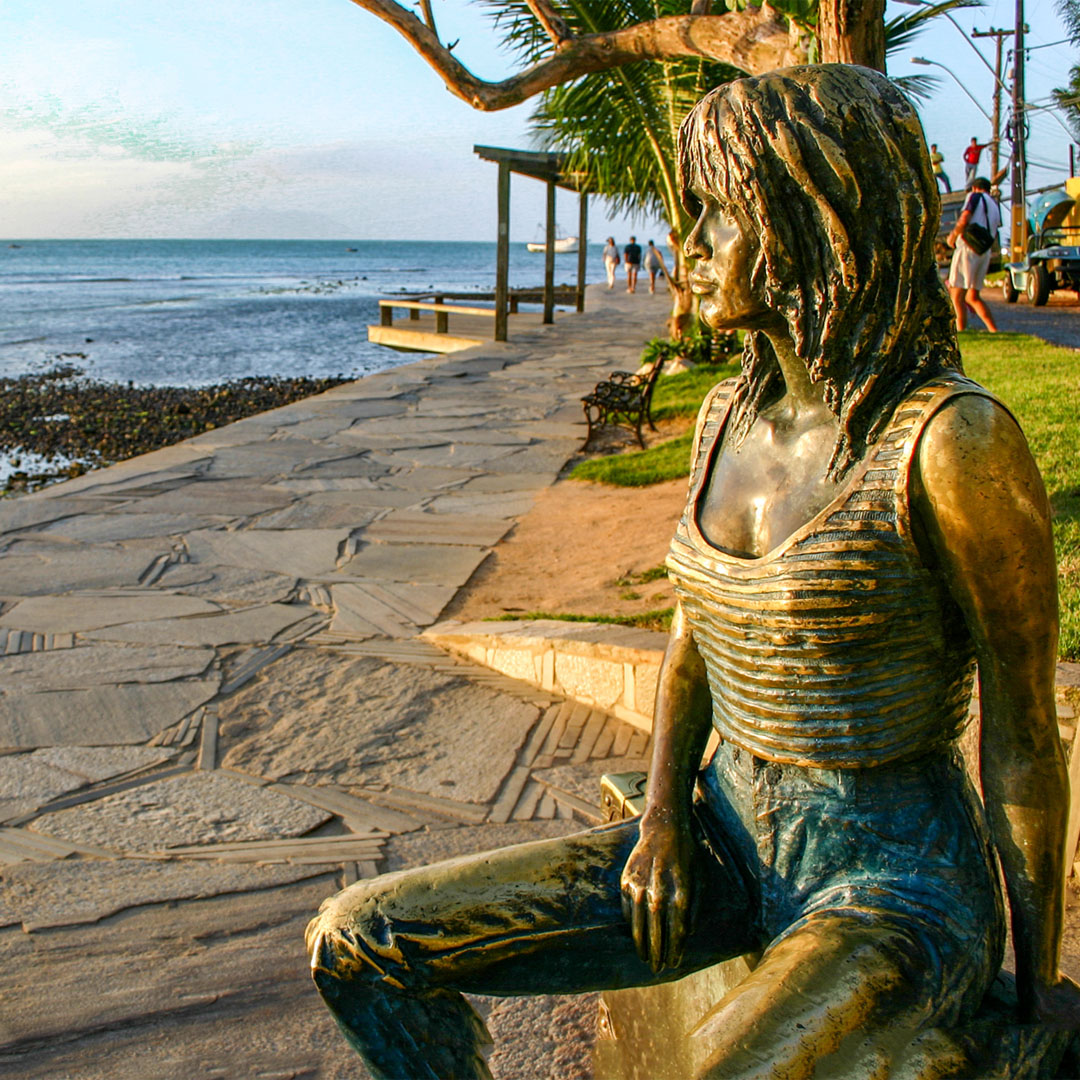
[[368, 308, 563, 354]]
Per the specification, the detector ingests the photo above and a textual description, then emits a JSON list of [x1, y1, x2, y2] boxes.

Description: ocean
[[0, 239, 601, 387]]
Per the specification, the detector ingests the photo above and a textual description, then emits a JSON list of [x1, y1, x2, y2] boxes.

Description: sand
[[444, 475, 686, 625]]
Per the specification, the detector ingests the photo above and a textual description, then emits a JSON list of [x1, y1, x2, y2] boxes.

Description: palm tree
[[487, 0, 740, 335], [491, 0, 980, 337], [1054, 1, 1080, 138]]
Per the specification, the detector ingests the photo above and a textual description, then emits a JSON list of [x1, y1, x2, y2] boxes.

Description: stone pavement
[[0, 285, 668, 1080]]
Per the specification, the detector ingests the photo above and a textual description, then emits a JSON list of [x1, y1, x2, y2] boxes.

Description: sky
[[0, 0, 1076, 241], [885, 0, 1077, 195]]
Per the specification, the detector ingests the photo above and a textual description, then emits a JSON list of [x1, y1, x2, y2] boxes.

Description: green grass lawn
[[649, 360, 741, 422], [571, 431, 695, 486], [571, 335, 1080, 659], [961, 332, 1080, 660]]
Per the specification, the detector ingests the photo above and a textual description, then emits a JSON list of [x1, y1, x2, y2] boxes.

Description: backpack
[[962, 193, 995, 255]]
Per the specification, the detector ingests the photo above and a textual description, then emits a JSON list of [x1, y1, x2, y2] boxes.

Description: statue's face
[[684, 187, 768, 332]]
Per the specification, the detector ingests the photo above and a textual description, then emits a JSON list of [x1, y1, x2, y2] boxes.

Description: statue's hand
[[1030, 975, 1080, 1030], [620, 809, 694, 973]]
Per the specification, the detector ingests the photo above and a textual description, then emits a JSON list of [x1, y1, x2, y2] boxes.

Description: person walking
[[623, 236, 642, 293], [963, 137, 989, 189], [930, 143, 951, 192], [643, 240, 667, 293], [602, 237, 620, 289], [947, 176, 1000, 333]]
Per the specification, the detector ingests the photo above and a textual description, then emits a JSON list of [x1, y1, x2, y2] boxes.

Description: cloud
[[0, 92, 260, 164]]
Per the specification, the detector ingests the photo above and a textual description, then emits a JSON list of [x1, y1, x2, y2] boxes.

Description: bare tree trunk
[[818, 0, 886, 71], [665, 232, 697, 340]]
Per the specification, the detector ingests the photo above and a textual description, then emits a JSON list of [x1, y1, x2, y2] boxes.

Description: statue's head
[[678, 64, 960, 478]]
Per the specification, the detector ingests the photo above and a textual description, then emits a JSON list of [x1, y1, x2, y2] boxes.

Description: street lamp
[[911, 57, 993, 123], [895, 0, 1011, 95]]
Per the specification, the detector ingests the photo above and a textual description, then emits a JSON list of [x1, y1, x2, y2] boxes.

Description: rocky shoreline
[[0, 364, 348, 494]]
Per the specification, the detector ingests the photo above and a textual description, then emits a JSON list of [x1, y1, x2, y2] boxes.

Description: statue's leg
[[307, 818, 754, 1080], [692, 913, 983, 1080]]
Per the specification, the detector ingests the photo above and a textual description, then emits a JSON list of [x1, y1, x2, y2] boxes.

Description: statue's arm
[[620, 600, 713, 972], [911, 393, 1079, 1024]]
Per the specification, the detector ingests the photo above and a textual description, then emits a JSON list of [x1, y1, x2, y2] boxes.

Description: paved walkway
[[0, 285, 669, 1080], [980, 290, 1080, 348]]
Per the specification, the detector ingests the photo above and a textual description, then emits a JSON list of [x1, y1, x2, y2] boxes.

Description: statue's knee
[[306, 879, 407, 995]]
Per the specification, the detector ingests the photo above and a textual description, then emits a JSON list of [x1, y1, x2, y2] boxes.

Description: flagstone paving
[[0, 285, 666, 1079]]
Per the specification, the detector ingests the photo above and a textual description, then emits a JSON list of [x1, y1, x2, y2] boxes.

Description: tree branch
[[524, 0, 573, 47], [418, 0, 438, 36], [344, 0, 795, 111]]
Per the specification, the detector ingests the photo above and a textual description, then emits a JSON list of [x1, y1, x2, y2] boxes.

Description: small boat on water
[[526, 235, 578, 253]]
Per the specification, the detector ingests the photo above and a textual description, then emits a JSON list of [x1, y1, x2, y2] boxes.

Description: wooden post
[[544, 179, 556, 325], [437, 310, 449, 334], [576, 191, 588, 313], [380, 304, 393, 327], [495, 162, 511, 342]]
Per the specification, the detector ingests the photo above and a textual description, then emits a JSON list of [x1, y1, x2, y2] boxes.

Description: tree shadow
[[1051, 486, 1080, 530]]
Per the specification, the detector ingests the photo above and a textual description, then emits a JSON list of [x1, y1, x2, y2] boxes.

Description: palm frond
[[494, 2, 981, 235], [892, 73, 941, 101], [1054, 63, 1080, 140], [1058, 1, 1080, 45]]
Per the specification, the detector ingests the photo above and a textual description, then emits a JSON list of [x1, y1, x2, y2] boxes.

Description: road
[[975, 288, 1080, 349]]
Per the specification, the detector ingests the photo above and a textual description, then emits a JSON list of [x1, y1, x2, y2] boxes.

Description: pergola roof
[[473, 145, 588, 191]]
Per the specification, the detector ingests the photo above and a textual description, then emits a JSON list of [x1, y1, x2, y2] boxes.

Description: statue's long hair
[[678, 64, 961, 480]]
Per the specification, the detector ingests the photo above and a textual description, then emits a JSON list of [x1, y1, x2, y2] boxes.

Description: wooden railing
[[378, 286, 580, 339], [378, 299, 496, 335]]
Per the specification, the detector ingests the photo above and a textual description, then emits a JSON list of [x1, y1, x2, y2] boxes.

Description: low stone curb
[[422, 619, 667, 732]]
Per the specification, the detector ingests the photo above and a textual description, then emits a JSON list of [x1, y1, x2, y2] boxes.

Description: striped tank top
[[667, 373, 992, 769]]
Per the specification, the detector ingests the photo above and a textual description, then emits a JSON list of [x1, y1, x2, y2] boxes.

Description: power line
[[1026, 37, 1073, 49]]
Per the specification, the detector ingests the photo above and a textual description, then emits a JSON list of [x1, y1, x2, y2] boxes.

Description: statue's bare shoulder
[[914, 390, 1051, 542], [911, 387, 1057, 684]]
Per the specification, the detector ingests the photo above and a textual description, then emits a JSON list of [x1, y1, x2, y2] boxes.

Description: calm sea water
[[0, 239, 602, 387]]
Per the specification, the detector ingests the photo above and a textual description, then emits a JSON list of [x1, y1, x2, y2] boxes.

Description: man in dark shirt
[[624, 236, 642, 293]]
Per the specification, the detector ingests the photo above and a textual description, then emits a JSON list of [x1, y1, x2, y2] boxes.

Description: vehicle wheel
[[1027, 263, 1051, 306], [1002, 272, 1018, 303]]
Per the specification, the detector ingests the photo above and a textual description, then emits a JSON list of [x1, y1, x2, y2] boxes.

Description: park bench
[[581, 360, 663, 449]]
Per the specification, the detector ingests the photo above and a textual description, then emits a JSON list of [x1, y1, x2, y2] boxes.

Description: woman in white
[[946, 176, 1000, 332], [602, 236, 620, 288]]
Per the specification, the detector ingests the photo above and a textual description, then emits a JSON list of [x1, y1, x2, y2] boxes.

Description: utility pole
[[1009, 0, 1028, 263], [972, 27, 1013, 182]]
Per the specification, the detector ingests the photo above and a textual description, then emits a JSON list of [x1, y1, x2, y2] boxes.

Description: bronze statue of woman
[[307, 64, 1079, 1078]]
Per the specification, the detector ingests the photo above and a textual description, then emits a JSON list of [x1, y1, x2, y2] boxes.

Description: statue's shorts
[[697, 741, 1005, 1024], [307, 742, 1004, 1064]]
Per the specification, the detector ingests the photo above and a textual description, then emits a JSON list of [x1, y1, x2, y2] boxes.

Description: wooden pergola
[[474, 145, 590, 342]]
